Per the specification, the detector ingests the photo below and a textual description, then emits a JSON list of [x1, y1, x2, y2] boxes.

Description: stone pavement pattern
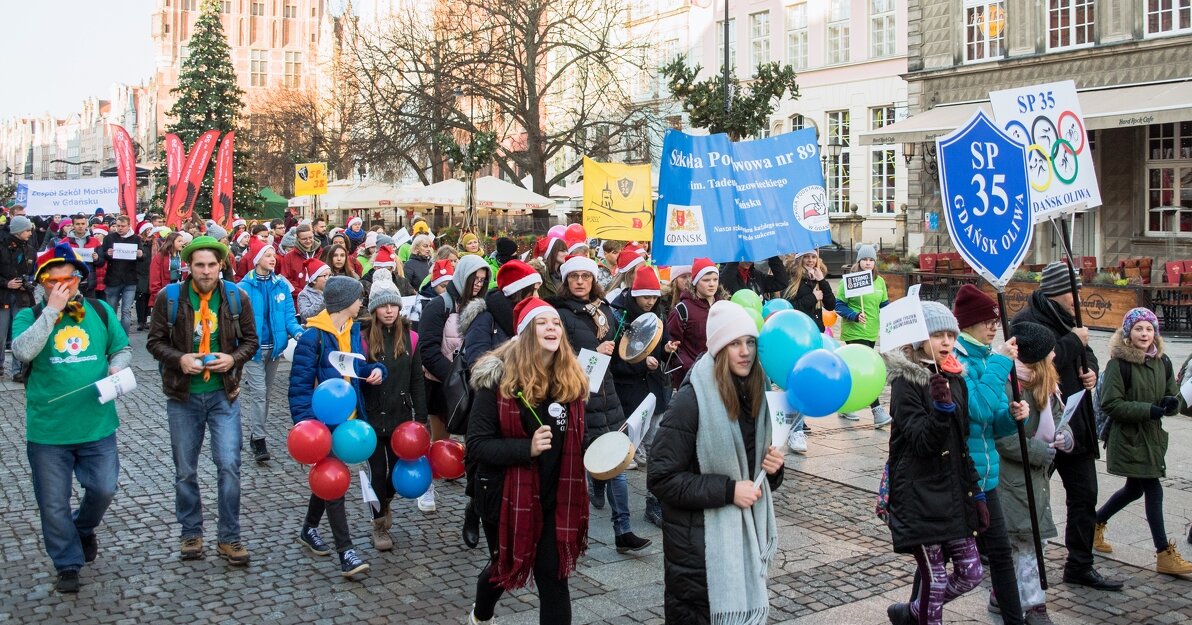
[[0, 332, 1189, 624]]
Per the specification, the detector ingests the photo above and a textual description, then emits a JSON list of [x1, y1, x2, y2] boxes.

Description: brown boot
[[372, 518, 393, 551], [1156, 542, 1192, 575], [382, 508, 392, 531], [1093, 522, 1112, 553]]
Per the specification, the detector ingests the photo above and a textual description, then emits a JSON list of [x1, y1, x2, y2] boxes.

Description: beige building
[[866, 0, 1192, 271]]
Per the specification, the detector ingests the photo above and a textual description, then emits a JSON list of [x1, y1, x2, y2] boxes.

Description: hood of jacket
[[459, 297, 487, 337], [1108, 328, 1165, 364], [306, 309, 352, 347], [453, 254, 490, 297], [471, 351, 505, 391]]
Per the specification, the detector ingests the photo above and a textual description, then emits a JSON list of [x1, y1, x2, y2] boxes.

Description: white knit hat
[[705, 301, 759, 358]]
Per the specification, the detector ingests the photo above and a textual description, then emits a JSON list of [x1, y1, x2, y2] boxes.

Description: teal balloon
[[822, 335, 842, 351], [762, 298, 793, 319], [745, 307, 764, 331], [836, 344, 888, 413], [786, 349, 852, 417], [731, 289, 763, 312], [758, 310, 822, 388], [313, 379, 356, 425], [331, 419, 377, 464]]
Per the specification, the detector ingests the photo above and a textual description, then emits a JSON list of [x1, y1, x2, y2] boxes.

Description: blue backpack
[[162, 280, 244, 343]]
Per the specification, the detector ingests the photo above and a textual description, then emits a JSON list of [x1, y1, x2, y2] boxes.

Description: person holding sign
[[833, 245, 891, 426], [98, 215, 142, 334], [648, 301, 783, 625], [13, 242, 130, 594], [465, 297, 590, 625], [883, 302, 985, 625], [1092, 308, 1192, 576]]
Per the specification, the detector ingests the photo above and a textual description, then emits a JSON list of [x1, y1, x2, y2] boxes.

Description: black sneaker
[[644, 496, 663, 528], [615, 532, 651, 554], [251, 438, 270, 462], [55, 570, 80, 593], [297, 526, 331, 556], [339, 549, 369, 578], [80, 533, 98, 563]]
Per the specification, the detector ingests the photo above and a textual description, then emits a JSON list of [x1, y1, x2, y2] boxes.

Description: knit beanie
[[376, 233, 395, 249], [952, 284, 999, 330], [323, 275, 362, 313], [856, 244, 877, 261], [1039, 262, 1076, 296], [280, 227, 297, 251], [514, 296, 560, 334], [1122, 307, 1160, 337], [497, 259, 541, 296], [453, 254, 490, 295], [363, 231, 378, 251], [495, 237, 518, 265], [1010, 322, 1055, 364], [205, 220, 228, 242], [460, 232, 479, 250], [8, 215, 32, 235], [705, 301, 759, 358], [921, 300, 960, 337], [368, 268, 403, 313]]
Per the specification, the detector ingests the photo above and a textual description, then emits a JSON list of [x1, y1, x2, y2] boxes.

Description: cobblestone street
[[1, 334, 1191, 624]]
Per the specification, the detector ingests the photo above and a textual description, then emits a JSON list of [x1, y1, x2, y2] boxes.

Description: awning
[[257, 187, 288, 219], [858, 80, 1192, 145]]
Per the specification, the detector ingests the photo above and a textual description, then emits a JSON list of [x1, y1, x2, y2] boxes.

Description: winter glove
[[1044, 447, 1057, 465], [1151, 404, 1165, 420], [929, 374, 954, 410], [1161, 395, 1180, 415], [974, 492, 991, 534], [1052, 430, 1075, 453]]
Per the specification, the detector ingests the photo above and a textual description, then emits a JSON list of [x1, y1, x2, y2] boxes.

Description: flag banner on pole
[[165, 130, 220, 227], [879, 295, 930, 353], [164, 133, 185, 192], [294, 163, 328, 196], [582, 157, 653, 241], [211, 132, 235, 229], [651, 128, 830, 265], [109, 124, 138, 224]]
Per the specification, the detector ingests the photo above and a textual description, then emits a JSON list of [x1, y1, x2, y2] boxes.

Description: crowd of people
[[5, 204, 1192, 625]]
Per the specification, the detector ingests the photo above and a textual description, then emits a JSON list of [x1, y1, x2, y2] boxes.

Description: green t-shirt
[[835, 274, 889, 343], [15, 299, 129, 445], [188, 286, 224, 394]]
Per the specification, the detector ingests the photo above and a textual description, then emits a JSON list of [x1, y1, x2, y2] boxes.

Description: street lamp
[[902, 142, 916, 165]]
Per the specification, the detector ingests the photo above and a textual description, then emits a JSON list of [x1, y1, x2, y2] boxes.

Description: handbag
[[444, 348, 472, 435]]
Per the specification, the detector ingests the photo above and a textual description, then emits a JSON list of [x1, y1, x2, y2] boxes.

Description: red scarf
[[491, 394, 588, 589]]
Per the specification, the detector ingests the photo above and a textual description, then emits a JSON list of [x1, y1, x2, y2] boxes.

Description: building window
[[790, 114, 807, 131], [1146, 123, 1192, 234], [181, 0, 197, 10], [179, 44, 190, 62], [283, 1, 298, 18], [870, 0, 896, 57], [1146, 0, 1192, 36], [1048, 0, 1094, 49], [772, 120, 784, 136], [785, 4, 807, 70], [631, 0, 655, 20], [964, 1, 1006, 62], [871, 150, 896, 215], [250, 49, 268, 87], [827, 110, 851, 213], [658, 38, 680, 94], [828, 0, 850, 64], [870, 105, 897, 130], [284, 51, 302, 88], [221, 0, 232, 13], [716, 18, 736, 72], [749, 12, 771, 71], [251, 1, 265, 16]]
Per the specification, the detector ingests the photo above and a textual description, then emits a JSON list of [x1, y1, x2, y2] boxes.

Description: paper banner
[[392, 228, 411, 247], [1058, 389, 1084, 432], [625, 393, 656, 448], [843, 270, 876, 298], [767, 390, 795, 449], [96, 368, 136, 404], [113, 243, 138, 260], [878, 295, 930, 353], [577, 348, 611, 394], [328, 351, 364, 378], [582, 157, 654, 241], [1181, 376, 1192, 407], [281, 337, 298, 361], [294, 162, 328, 196]]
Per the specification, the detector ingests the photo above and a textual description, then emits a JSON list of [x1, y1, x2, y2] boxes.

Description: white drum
[[583, 431, 635, 481]]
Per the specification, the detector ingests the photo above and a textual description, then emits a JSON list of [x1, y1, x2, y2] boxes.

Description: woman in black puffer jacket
[[550, 255, 650, 554]]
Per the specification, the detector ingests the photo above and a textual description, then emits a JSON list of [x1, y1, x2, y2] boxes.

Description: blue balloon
[[786, 349, 852, 417], [312, 378, 356, 426], [392, 457, 433, 499], [758, 310, 822, 388], [331, 419, 377, 464], [761, 298, 793, 319]]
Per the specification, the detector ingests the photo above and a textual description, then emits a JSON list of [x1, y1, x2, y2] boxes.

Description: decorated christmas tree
[[152, 0, 258, 219]]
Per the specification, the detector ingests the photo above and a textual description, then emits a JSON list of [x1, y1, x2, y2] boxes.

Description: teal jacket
[[955, 334, 1018, 491]]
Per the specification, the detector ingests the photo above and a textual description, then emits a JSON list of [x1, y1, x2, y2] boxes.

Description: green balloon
[[836, 344, 887, 413], [731, 289, 763, 312], [745, 307, 764, 331]]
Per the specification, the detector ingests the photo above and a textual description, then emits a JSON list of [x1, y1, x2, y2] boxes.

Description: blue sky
[[0, 0, 155, 119]]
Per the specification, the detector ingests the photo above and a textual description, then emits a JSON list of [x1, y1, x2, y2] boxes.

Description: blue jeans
[[590, 472, 631, 536], [105, 283, 137, 334], [167, 391, 242, 543], [0, 306, 11, 373], [27, 433, 119, 572]]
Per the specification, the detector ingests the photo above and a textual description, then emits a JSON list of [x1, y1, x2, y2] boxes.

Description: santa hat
[[373, 246, 397, 269], [514, 296, 559, 335], [231, 218, 246, 229], [304, 258, 330, 283], [92, 224, 108, 236], [235, 231, 251, 246], [692, 257, 718, 283], [616, 248, 645, 274], [560, 254, 598, 281], [630, 265, 662, 297], [431, 259, 455, 287], [497, 260, 542, 296], [138, 222, 155, 236], [347, 217, 363, 229], [35, 241, 90, 279], [248, 238, 272, 267]]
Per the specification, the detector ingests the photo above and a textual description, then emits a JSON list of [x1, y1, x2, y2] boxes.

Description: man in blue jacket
[[237, 239, 304, 462]]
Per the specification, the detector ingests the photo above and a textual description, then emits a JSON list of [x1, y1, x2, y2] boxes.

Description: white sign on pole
[[878, 296, 930, 353], [766, 391, 795, 449], [577, 348, 611, 394], [112, 243, 139, 260], [328, 351, 364, 378], [17, 178, 120, 216], [989, 80, 1102, 222], [842, 270, 875, 298], [907, 284, 922, 299], [95, 368, 137, 404], [624, 393, 656, 448]]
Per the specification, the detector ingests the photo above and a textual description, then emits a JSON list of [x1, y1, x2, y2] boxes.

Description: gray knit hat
[[367, 268, 403, 313], [1039, 262, 1076, 296], [205, 220, 228, 242], [856, 244, 877, 261], [323, 275, 362, 313], [376, 234, 395, 249], [921, 300, 960, 337], [8, 215, 32, 235]]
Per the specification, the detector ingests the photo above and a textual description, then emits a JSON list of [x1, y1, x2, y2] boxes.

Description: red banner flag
[[109, 124, 138, 224], [165, 130, 220, 227], [211, 132, 235, 230]]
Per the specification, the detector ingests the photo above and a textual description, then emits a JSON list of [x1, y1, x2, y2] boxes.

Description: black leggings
[[473, 517, 571, 625], [1097, 477, 1168, 552], [305, 494, 352, 552], [368, 435, 398, 519], [846, 339, 881, 408]]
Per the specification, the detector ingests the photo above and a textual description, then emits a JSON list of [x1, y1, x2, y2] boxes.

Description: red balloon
[[563, 223, 587, 247], [288, 420, 332, 465], [308, 457, 351, 500], [391, 421, 431, 461], [428, 439, 466, 480]]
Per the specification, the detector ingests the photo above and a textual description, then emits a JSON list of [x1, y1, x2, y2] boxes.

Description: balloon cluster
[[743, 304, 886, 418], [390, 422, 467, 498], [288, 379, 378, 500]]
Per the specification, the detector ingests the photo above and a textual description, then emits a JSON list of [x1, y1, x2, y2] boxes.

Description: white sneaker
[[788, 430, 808, 454], [466, 605, 492, 624], [627, 460, 639, 470], [417, 483, 437, 512], [873, 405, 892, 429], [839, 412, 861, 421]]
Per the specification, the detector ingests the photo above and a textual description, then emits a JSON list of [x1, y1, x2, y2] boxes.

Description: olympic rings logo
[[1003, 110, 1084, 192]]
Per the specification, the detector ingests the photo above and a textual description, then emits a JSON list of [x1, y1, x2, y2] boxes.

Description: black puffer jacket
[[459, 290, 515, 371], [608, 290, 671, 417], [418, 282, 464, 382], [362, 325, 428, 436], [647, 377, 784, 625], [1012, 290, 1100, 457], [884, 350, 981, 553], [0, 230, 37, 309], [720, 257, 789, 296], [552, 294, 625, 448], [786, 274, 836, 331]]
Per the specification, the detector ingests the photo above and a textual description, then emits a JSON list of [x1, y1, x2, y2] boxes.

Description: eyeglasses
[[982, 319, 1000, 329], [41, 274, 81, 287]]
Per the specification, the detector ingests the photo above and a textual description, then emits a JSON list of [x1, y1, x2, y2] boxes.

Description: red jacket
[[278, 247, 320, 300], [149, 252, 186, 306]]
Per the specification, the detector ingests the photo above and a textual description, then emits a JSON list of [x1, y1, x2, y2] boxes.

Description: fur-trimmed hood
[[459, 298, 487, 336], [470, 353, 505, 391], [883, 347, 966, 386], [1108, 328, 1165, 364]]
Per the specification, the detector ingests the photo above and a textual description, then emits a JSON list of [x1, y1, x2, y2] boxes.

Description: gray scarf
[[690, 354, 778, 625]]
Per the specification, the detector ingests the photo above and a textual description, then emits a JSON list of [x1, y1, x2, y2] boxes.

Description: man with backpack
[[13, 242, 131, 593], [146, 236, 258, 567], [1012, 261, 1122, 591]]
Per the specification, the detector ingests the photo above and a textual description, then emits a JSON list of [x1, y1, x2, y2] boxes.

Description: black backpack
[[1094, 354, 1172, 444]]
